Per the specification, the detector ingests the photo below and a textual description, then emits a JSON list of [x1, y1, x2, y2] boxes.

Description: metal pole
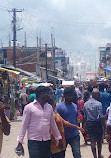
[[13, 8, 16, 68], [45, 44, 48, 82], [36, 30, 40, 76], [53, 38, 56, 70], [8, 8, 22, 67]]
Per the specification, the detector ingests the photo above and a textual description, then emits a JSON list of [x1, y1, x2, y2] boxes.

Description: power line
[[0, 24, 11, 31], [22, 12, 37, 34], [0, 5, 11, 10]]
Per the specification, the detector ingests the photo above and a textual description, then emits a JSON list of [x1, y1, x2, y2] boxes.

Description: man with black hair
[[55, 86, 81, 158], [88, 85, 93, 94], [16, 86, 62, 158], [99, 83, 111, 115], [83, 89, 104, 158], [99, 83, 111, 141]]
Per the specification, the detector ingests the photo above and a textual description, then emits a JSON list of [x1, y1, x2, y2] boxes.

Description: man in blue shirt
[[99, 83, 111, 115], [99, 83, 111, 142], [56, 86, 81, 158]]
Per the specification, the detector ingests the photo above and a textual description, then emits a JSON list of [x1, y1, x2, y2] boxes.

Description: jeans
[[66, 135, 81, 158], [28, 140, 51, 158]]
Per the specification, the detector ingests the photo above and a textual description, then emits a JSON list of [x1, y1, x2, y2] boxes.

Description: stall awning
[[62, 80, 75, 86], [0, 67, 20, 75], [48, 75, 64, 81], [104, 67, 111, 71]]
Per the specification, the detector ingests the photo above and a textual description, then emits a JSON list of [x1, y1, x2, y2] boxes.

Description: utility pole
[[24, 32, 27, 47], [51, 27, 56, 70], [53, 37, 56, 70], [45, 44, 48, 82], [39, 31, 41, 50], [9, 34, 11, 47], [51, 30, 54, 69], [8, 8, 22, 68], [36, 29, 40, 76]]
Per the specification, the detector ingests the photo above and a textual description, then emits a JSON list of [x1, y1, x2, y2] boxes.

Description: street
[[1, 119, 110, 158]]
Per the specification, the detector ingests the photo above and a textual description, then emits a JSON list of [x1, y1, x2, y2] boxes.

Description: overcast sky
[[0, 0, 111, 68]]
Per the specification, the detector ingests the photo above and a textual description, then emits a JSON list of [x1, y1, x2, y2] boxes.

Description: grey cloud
[[0, 0, 111, 66]]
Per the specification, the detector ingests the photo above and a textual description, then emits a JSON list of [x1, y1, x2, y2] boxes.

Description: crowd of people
[[1, 83, 111, 158]]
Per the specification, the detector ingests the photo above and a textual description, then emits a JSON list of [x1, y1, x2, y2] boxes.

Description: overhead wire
[[0, 5, 12, 10], [0, 24, 12, 31]]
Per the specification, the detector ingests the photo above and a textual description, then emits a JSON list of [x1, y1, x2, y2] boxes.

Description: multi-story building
[[0, 46, 69, 82], [55, 48, 69, 77], [99, 43, 111, 77]]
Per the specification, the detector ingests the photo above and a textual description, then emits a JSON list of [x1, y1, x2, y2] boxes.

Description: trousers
[[28, 140, 51, 158]]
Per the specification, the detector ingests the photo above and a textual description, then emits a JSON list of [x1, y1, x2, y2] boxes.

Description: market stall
[[0, 67, 20, 119]]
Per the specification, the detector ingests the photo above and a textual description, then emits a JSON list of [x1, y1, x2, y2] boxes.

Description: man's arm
[[17, 105, 31, 144], [106, 105, 111, 142], [16, 105, 31, 152], [59, 113, 84, 132]]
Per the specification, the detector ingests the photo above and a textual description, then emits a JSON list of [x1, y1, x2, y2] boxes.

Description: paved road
[[1, 119, 110, 158]]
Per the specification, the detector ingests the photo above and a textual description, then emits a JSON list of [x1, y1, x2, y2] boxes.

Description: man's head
[[88, 86, 93, 93], [83, 90, 90, 102], [48, 96, 56, 110], [30, 89, 35, 94], [35, 86, 52, 104], [99, 83, 105, 91], [64, 86, 77, 104], [79, 86, 83, 91], [92, 88, 100, 100]]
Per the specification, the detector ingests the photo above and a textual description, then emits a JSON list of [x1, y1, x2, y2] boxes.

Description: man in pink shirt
[[16, 86, 62, 158]]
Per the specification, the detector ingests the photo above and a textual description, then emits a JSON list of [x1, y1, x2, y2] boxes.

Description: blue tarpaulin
[[104, 67, 111, 71]]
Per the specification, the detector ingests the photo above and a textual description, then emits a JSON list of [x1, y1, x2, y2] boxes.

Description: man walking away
[[56, 86, 81, 158], [99, 83, 111, 139], [83, 89, 104, 158], [19, 91, 27, 115]]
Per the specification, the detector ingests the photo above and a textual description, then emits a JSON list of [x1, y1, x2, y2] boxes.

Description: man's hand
[[16, 142, 24, 151], [57, 139, 64, 149], [77, 127, 85, 132], [15, 142, 24, 156]]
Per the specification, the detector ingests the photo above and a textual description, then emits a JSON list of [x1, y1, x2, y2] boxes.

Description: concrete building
[[99, 43, 111, 77], [0, 46, 69, 82]]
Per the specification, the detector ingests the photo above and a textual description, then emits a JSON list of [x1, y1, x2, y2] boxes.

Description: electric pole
[[9, 34, 11, 47], [24, 32, 27, 47], [36, 29, 40, 77], [45, 44, 48, 82], [51, 30, 54, 69], [8, 8, 22, 68], [53, 37, 56, 70], [39, 31, 42, 50], [51, 27, 56, 70]]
